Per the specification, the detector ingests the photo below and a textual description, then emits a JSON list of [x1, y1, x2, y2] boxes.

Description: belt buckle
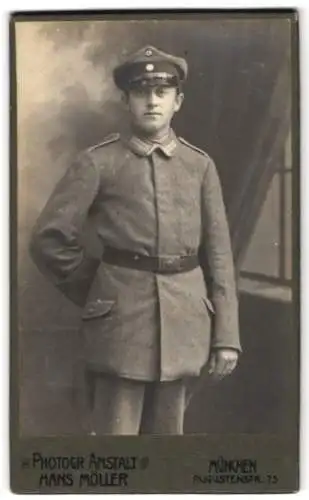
[[158, 255, 182, 273]]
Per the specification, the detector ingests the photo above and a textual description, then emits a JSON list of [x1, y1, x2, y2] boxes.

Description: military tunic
[[30, 131, 241, 382]]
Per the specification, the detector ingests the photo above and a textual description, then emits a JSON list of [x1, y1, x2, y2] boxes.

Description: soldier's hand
[[208, 348, 239, 380]]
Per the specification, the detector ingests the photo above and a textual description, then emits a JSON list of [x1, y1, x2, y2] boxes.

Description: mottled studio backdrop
[[16, 17, 296, 435]]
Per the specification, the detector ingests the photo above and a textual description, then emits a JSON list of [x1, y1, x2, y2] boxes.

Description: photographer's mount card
[[11, 10, 299, 493]]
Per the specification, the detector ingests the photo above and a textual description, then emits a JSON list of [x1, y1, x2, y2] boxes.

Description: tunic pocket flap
[[82, 300, 115, 320], [202, 297, 215, 315]]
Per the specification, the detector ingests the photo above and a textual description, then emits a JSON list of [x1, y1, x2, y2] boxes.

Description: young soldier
[[30, 46, 241, 435]]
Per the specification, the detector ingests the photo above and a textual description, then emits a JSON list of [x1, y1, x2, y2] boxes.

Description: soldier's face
[[124, 86, 184, 136]]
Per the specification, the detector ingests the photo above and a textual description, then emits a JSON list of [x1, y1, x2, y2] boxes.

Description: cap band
[[129, 72, 179, 88], [117, 61, 180, 90]]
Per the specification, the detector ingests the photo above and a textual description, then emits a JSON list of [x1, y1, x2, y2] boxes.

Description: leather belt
[[102, 246, 199, 274]]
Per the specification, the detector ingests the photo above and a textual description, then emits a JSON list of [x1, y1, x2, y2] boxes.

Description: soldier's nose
[[146, 90, 159, 106]]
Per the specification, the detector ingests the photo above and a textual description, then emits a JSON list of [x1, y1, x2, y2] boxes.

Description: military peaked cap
[[113, 45, 188, 90]]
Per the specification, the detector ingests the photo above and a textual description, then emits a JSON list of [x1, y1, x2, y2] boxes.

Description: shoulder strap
[[88, 133, 120, 152], [178, 136, 209, 158]]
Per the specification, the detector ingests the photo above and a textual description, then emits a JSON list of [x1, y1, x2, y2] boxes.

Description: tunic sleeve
[[200, 157, 242, 352], [29, 151, 101, 307]]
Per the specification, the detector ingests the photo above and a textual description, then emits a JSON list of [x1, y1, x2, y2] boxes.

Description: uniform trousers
[[84, 370, 186, 435]]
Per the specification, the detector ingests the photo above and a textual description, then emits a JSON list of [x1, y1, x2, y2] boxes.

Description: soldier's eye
[[155, 88, 166, 97], [130, 87, 145, 97]]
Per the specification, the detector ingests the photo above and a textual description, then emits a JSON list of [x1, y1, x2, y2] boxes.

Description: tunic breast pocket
[[82, 299, 115, 321]]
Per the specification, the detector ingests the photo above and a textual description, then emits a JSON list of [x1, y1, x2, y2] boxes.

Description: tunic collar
[[127, 130, 177, 157]]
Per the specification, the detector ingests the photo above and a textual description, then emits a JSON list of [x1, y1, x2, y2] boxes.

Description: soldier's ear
[[174, 92, 184, 113]]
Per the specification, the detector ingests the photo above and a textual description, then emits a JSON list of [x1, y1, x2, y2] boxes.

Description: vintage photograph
[[12, 11, 299, 492]]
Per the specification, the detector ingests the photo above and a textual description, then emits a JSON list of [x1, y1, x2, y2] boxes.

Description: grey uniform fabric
[[30, 130, 241, 382], [89, 373, 186, 435]]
